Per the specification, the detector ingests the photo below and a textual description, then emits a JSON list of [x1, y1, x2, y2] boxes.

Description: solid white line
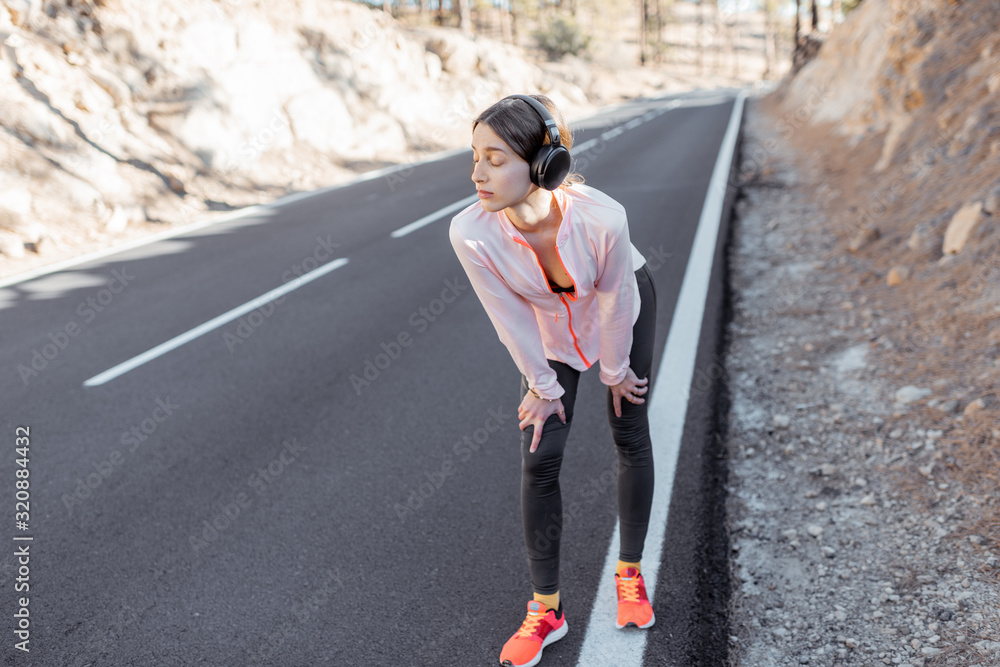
[[575, 90, 746, 665], [81, 257, 349, 387], [390, 194, 479, 238]]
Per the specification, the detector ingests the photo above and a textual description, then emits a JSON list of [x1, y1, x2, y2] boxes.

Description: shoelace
[[516, 612, 545, 638], [617, 574, 641, 604]]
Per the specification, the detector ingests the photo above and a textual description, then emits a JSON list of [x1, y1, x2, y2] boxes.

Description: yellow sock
[[617, 560, 641, 576], [533, 591, 560, 612]]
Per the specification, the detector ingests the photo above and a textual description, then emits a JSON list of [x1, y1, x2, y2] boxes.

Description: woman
[[448, 93, 657, 667]]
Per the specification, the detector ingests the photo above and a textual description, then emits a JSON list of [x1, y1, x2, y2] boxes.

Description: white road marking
[[81, 257, 349, 387], [390, 195, 479, 238], [79, 94, 693, 388], [575, 89, 747, 666]]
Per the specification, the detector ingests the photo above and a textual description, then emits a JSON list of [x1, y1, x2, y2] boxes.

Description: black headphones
[[502, 94, 572, 191]]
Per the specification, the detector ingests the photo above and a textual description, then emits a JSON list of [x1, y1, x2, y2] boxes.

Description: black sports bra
[[548, 281, 575, 293]]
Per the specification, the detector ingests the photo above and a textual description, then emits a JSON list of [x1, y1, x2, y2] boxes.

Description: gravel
[[722, 100, 1000, 667]]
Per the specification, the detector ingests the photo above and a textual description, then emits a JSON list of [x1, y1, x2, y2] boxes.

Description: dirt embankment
[[768, 0, 1000, 550], [725, 1, 1000, 665]]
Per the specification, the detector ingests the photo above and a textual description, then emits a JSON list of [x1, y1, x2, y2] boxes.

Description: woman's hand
[[610, 368, 648, 418], [518, 392, 566, 454]]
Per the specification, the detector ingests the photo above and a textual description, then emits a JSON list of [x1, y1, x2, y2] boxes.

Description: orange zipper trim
[[559, 293, 591, 367], [513, 236, 590, 367]]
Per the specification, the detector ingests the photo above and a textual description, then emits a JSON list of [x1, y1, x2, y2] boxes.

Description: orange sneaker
[[615, 567, 655, 629], [499, 599, 568, 667]]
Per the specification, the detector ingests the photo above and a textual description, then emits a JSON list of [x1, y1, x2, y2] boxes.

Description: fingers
[[530, 428, 541, 453]]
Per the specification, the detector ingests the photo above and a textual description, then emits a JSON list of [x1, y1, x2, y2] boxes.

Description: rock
[[822, 546, 837, 558], [820, 464, 837, 476], [963, 397, 986, 416], [934, 399, 959, 413], [807, 524, 824, 538], [773, 414, 791, 429], [286, 88, 354, 154], [906, 222, 932, 251], [848, 224, 879, 253], [984, 186, 1000, 215], [0, 229, 25, 257], [886, 265, 910, 286], [895, 386, 931, 404], [104, 205, 129, 233], [990, 73, 1000, 95], [942, 201, 983, 255]]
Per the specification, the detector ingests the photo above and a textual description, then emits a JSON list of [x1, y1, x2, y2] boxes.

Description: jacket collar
[[497, 186, 573, 246]]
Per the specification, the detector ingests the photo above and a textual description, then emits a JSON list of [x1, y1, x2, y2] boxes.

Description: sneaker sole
[[615, 610, 655, 629], [499, 619, 568, 667]]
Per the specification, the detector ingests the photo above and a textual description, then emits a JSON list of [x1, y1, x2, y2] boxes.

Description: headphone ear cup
[[534, 145, 572, 191]]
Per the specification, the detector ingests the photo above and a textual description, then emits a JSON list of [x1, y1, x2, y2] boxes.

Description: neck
[[505, 187, 560, 234]]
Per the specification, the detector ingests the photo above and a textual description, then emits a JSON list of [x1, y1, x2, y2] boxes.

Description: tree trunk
[[509, 0, 519, 43], [832, 0, 842, 24], [457, 0, 472, 35], [383, 0, 392, 16], [653, 0, 660, 63], [713, 0, 721, 76], [763, 0, 776, 79], [640, 0, 649, 66], [499, 0, 512, 43], [811, 0, 819, 31], [696, 0, 704, 76]]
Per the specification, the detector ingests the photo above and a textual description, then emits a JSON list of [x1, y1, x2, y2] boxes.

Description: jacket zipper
[[513, 237, 590, 367], [559, 293, 591, 367]]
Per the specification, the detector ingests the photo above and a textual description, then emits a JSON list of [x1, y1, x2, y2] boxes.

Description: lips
[[478, 190, 493, 198]]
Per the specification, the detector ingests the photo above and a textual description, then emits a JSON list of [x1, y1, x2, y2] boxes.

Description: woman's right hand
[[518, 392, 566, 454]]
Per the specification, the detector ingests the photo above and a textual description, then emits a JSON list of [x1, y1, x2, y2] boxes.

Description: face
[[470, 122, 536, 213]]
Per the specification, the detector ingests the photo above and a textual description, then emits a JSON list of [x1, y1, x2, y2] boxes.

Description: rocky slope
[[726, 1, 1000, 664], [0, 0, 774, 281]]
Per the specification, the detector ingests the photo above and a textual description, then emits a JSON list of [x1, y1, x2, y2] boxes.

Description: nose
[[471, 159, 485, 186]]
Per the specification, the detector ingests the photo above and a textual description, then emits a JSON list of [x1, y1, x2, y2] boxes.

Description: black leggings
[[518, 263, 657, 595]]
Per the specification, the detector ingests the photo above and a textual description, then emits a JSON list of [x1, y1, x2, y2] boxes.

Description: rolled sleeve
[[595, 219, 636, 387], [450, 223, 564, 400]]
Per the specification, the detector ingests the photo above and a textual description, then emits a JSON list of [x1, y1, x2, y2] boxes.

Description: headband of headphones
[[503, 94, 563, 148]]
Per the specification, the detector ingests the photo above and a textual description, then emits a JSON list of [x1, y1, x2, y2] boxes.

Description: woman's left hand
[[609, 368, 648, 418]]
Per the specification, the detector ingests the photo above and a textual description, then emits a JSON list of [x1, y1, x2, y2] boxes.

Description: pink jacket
[[449, 182, 645, 400]]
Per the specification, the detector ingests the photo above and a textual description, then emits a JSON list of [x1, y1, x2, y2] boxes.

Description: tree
[[794, 0, 801, 44], [456, 0, 471, 35], [763, 0, 778, 79]]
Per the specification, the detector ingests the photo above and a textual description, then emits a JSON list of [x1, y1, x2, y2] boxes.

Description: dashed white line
[[81, 257, 349, 387], [390, 195, 479, 238]]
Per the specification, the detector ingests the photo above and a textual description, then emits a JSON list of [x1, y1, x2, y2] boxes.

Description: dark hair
[[472, 93, 585, 189]]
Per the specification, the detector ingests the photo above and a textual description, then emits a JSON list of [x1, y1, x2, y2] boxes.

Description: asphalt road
[[0, 89, 743, 666]]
